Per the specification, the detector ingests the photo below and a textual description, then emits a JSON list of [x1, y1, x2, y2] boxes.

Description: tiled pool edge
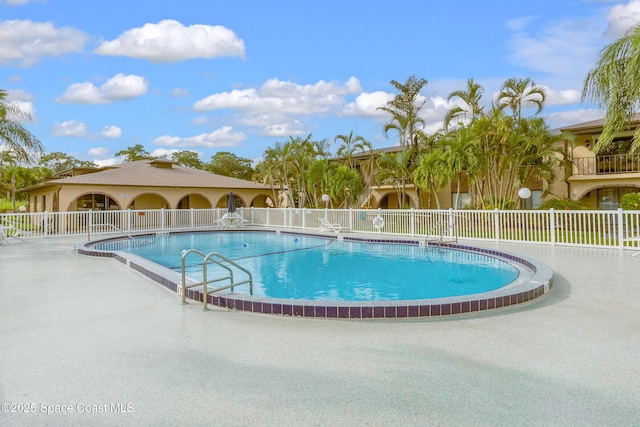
[[76, 229, 554, 319]]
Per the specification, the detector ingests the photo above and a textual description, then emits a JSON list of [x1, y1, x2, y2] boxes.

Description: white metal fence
[[1, 207, 639, 251]]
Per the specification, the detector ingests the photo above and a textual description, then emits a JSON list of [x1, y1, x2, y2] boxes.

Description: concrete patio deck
[[1, 236, 639, 426]]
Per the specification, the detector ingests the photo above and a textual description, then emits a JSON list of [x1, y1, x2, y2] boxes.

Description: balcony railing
[[573, 153, 640, 176]]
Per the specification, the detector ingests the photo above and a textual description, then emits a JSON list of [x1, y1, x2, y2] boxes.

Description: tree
[[334, 131, 371, 169], [172, 150, 203, 169], [328, 165, 363, 208], [207, 151, 255, 180], [0, 89, 44, 211], [114, 144, 153, 162], [497, 77, 545, 122], [440, 126, 479, 209], [377, 75, 429, 151], [376, 150, 413, 209], [412, 150, 448, 209], [583, 24, 640, 153], [39, 152, 97, 173], [444, 78, 485, 130]]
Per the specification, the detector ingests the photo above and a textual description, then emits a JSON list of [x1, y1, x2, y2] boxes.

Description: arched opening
[[127, 193, 170, 210], [250, 194, 275, 208], [216, 193, 245, 209], [377, 192, 415, 209], [177, 193, 212, 209], [68, 193, 121, 212]]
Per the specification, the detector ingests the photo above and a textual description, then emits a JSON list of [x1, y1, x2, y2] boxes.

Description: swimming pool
[[78, 230, 553, 318]]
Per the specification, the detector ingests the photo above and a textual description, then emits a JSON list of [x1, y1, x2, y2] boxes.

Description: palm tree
[[583, 24, 640, 153], [444, 78, 485, 130], [496, 77, 546, 122], [412, 150, 448, 209], [440, 126, 479, 209], [377, 75, 429, 151], [334, 131, 371, 169], [0, 89, 43, 211], [0, 90, 43, 165], [376, 150, 413, 209]]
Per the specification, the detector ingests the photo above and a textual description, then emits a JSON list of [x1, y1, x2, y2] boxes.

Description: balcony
[[572, 153, 640, 176]]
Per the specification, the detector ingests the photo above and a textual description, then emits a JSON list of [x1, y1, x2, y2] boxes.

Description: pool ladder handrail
[[88, 223, 134, 241], [180, 249, 253, 310], [424, 220, 458, 247]]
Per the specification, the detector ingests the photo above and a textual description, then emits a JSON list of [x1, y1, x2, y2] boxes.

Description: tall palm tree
[[444, 78, 485, 130], [496, 77, 546, 122], [440, 126, 479, 209], [412, 150, 448, 209], [0, 90, 43, 164], [0, 89, 43, 211], [377, 75, 428, 151], [583, 24, 640, 153], [376, 150, 413, 209], [334, 131, 371, 169]]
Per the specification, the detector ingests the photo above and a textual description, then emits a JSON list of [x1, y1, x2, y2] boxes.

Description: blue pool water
[[94, 232, 520, 301]]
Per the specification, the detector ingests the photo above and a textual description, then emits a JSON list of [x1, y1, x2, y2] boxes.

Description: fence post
[[410, 208, 415, 236], [549, 208, 556, 246], [43, 211, 49, 238], [161, 208, 165, 231], [494, 209, 500, 242], [618, 208, 625, 250], [190, 208, 194, 228], [302, 208, 306, 230]]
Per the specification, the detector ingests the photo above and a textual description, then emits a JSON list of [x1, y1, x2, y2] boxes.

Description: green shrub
[[537, 198, 587, 210], [621, 192, 640, 210]]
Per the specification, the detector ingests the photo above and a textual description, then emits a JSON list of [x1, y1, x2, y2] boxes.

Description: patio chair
[[318, 217, 346, 233], [0, 223, 26, 244], [214, 213, 250, 229]]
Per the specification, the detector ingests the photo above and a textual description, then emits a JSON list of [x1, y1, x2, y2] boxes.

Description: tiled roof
[[556, 112, 640, 133], [43, 160, 270, 189]]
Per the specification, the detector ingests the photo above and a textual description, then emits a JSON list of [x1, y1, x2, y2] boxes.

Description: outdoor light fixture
[[586, 140, 590, 149]]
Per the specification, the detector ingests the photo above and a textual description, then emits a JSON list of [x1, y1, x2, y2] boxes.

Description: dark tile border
[[76, 229, 554, 320]]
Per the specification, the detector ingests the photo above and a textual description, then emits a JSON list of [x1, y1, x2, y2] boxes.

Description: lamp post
[[322, 194, 330, 219], [345, 187, 350, 209], [518, 187, 531, 241]]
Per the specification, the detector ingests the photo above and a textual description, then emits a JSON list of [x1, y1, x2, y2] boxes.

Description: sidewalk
[[1, 237, 639, 426]]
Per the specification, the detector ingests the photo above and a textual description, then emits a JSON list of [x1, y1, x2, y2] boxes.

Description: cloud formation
[[605, 0, 640, 38], [0, 19, 86, 67], [56, 73, 148, 104], [153, 126, 246, 148], [94, 20, 245, 63]]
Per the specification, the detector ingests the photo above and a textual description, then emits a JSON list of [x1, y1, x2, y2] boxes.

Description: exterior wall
[[27, 183, 273, 213]]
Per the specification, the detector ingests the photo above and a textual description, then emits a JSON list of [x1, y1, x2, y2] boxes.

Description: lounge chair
[[318, 217, 346, 233], [0, 223, 26, 244], [214, 213, 250, 229]]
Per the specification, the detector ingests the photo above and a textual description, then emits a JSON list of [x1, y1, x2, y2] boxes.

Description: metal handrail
[[425, 220, 458, 247], [180, 249, 253, 310], [88, 223, 134, 240]]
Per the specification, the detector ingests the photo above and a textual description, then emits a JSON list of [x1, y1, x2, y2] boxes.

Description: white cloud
[[343, 91, 394, 119], [57, 73, 148, 104], [100, 125, 122, 138], [52, 121, 122, 139], [52, 120, 88, 137], [94, 158, 119, 167], [153, 126, 246, 148], [149, 148, 178, 158], [605, 0, 640, 38], [94, 20, 245, 63], [0, 19, 87, 67], [4, 88, 36, 121], [3, 0, 42, 5], [540, 86, 582, 105], [171, 88, 190, 97], [88, 147, 109, 156], [507, 17, 600, 77], [543, 108, 604, 129], [193, 77, 360, 115]]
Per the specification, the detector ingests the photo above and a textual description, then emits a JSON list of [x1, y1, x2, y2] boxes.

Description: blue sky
[[2, 0, 640, 167]]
